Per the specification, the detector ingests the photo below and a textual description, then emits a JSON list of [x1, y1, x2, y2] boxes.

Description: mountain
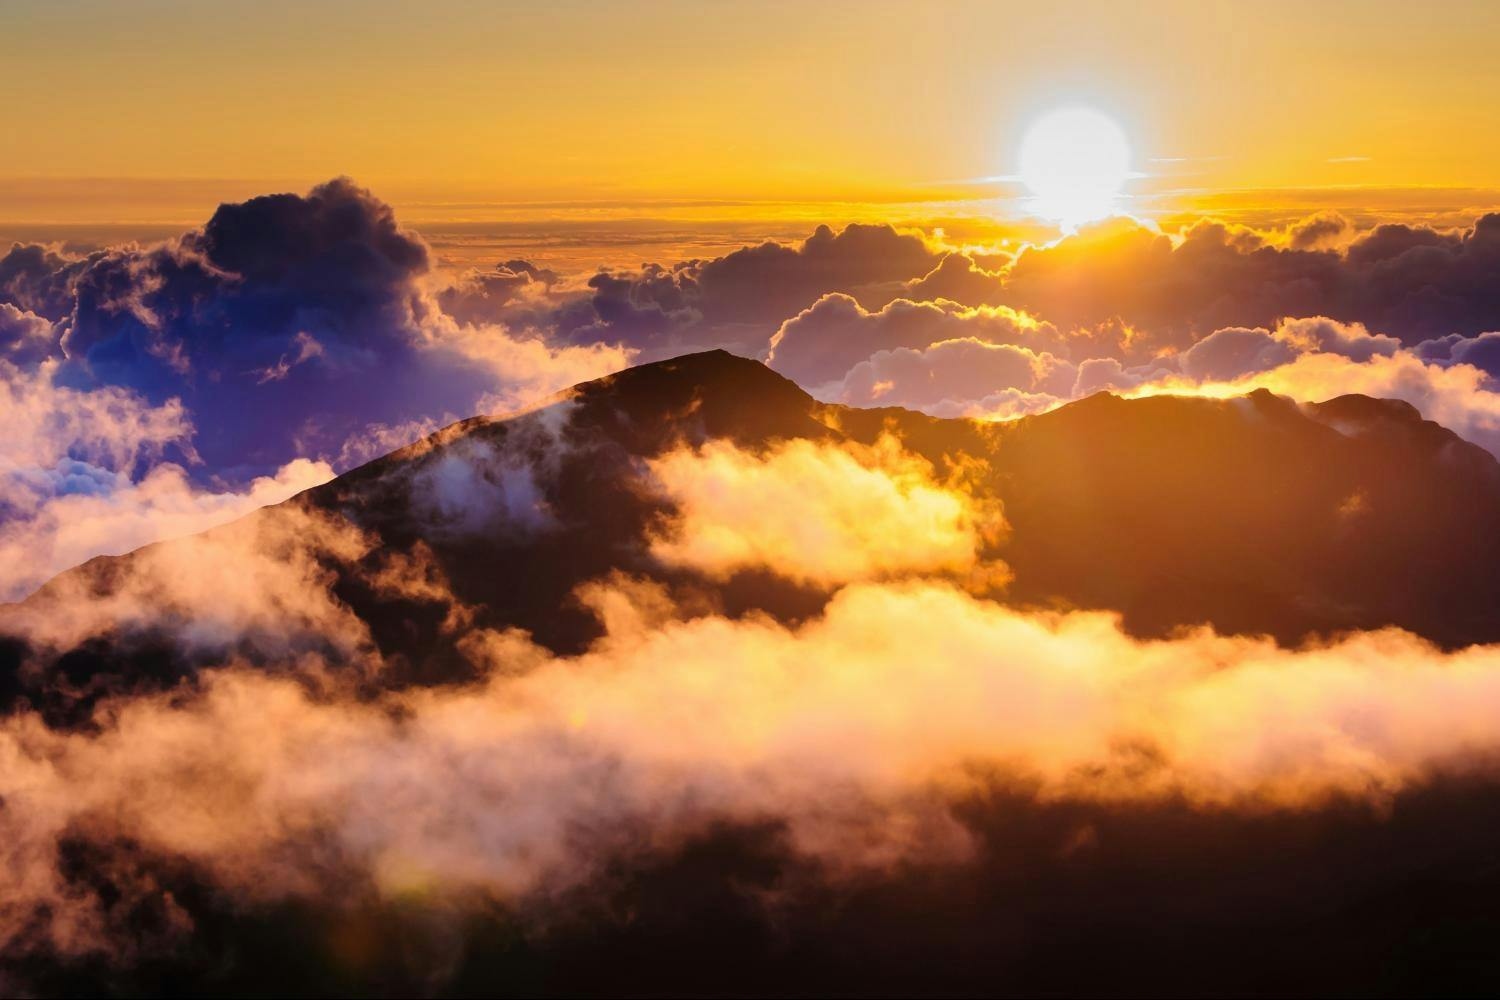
[[12, 351, 1500, 997], [8, 348, 1500, 721]]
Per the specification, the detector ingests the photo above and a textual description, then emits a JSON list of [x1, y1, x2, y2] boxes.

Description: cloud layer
[[6, 386, 1500, 991], [16, 535, 1500, 968], [12, 186, 1500, 605]]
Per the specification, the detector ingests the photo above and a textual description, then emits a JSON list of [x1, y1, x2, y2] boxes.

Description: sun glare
[[1017, 107, 1131, 227]]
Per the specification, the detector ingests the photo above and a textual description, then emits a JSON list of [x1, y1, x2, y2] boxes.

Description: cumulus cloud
[[7, 416, 1500, 987], [1286, 210, 1354, 251], [832, 338, 1076, 412], [437, 259, 561, 328], [0, 361, 193, 478], [914, 213, 1500, 347], [552, 224, 942, 358], [7, 188, 1500, 991], [756, 299, 1500, 464], [1177, 316, 1400, 382], [0, 182, 633, 596], [1056, 320, 1500, 463], [767, 294, 1066, 391], [0, 304, 56, 365], [0, 179, 629, 481]]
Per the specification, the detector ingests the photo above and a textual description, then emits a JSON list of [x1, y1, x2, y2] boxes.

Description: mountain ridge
[[7, 349, 1500, 723]]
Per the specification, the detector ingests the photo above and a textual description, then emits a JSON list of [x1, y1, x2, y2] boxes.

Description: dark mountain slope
[[7, 349, 1500, 713], [12, 352, 1500, 996]]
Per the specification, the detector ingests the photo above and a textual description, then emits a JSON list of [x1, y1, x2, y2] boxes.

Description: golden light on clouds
[[10, 1, 1500, 990]]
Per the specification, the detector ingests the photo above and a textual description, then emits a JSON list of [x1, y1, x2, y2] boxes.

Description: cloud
[[437, 259, 560, 328], [897, 213, 1500, 348], [645, 435, 1007, 588], [901, 250, 1011, 306], [1413, 330, 1500, 382], [8, 426, 1500, 985], [756, 301, 1500, 466], [15, 572, 1500, 966], [1177, 317, 1399, 382], [0, 458, 333, 603], [766, 294, 1065, 391], [0, 360, 193, 479], [4, 500, 374, 658], [1130, 348, 1500, 459], [551, 224, 942, 357], [0, 357, 334, 602], [0, 179, 629, 481], [0, 183, 632, 597], [1286, 210, 1354, 250], [831, 338, 1076, 412], [0, 242, 88, 319], [401, 397, 578, 540], [0, 304, 57, 365]]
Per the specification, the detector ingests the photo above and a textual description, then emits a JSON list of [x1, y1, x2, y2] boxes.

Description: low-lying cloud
[[645, 435, 1007, 587], [14, 571, 1500, 967]]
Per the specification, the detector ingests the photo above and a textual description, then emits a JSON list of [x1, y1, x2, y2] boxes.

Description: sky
[[16, 4, 1500, 991], [6, 0, 1500, 224]]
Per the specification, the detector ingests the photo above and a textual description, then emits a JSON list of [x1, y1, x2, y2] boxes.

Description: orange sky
[[4, 0, 1500, 224]]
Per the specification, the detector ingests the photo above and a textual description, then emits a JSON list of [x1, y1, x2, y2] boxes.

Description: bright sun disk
[[1017, 108, 1131, 227]]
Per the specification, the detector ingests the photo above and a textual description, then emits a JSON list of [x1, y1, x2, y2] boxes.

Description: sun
[[1017, 107, 1132, 227]]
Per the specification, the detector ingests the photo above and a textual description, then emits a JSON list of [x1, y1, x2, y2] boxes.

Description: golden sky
[[5, 0, 1500, 223]]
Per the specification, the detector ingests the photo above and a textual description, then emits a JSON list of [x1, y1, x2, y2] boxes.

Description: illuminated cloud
[[0, 360, 193, 477], [6, 348, 1500, 986], [831, 338, 1075, 412], [0, 458, 333, 604], [931, 213, 1500, 346], [645, 436, 1006, 587], [757, 298, 1500, 464], [1177, 317, 1399, 382], [766, 294, 1065, 391], [15, 572, 1500, 965], [1129, 349, 1500, 459], [5, 501, 375, 657]]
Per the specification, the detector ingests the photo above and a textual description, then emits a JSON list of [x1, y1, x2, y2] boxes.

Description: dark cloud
[[1415, 330, 1500, 384], [1286, 210, 1353, 250], [552, 223, 942, 356], [0, 241, 92, 319], [0, 304, 57, 365], [0, 180, 623, 482], [914, 213, 1500, 347], [1178, 326, 1298, 381], [766, 293, 1067, 389], [437, 259, 560, 328]]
